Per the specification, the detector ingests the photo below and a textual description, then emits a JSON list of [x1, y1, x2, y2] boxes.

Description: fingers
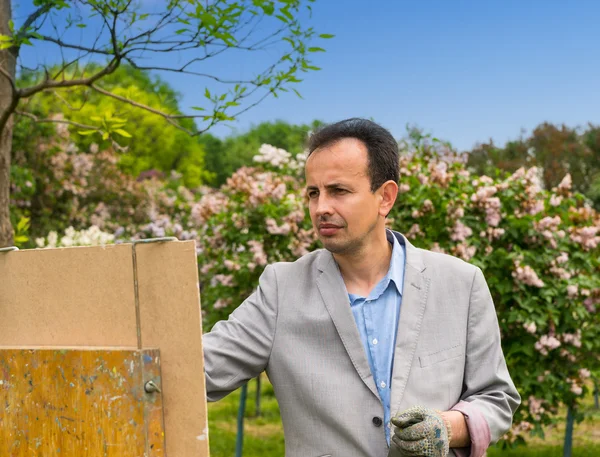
[[394, 421, 430, 441], [391, 406, 426, 429], [391, 434, 428, 456]]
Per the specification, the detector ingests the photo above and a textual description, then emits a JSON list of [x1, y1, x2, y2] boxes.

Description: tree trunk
[[0, 0, 16, 247]]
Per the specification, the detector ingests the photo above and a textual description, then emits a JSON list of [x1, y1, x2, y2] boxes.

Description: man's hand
[[390, 406, 450, 457]]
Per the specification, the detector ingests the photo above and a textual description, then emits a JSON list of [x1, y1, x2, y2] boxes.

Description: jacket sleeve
[[456, 266, 521, 447], [202, 264, 278, 402]]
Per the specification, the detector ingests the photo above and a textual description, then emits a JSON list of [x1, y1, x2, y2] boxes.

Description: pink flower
[[549, 194, 563, 206], [569, 226, 600, 251], [471, 186, 497, 202], [567, 285, 579, 298], [248, 240, 268, 266], [224, 259, 241, 271], [453, 243, 477, 261], [211, 274, 234, 287], [570, 383, 582, 396], [555, 252, 569, 264], [549, 266, 571, 280], [528, 200, 545, 216], [528, 396, 545, 419], [579, 368, 591, 379], [266, 218, 292, 235], [450, 220, 473, 242], [536, 216, 561, 231], [523, 322, 537, 334], [534, 334, 561, 355], [200, 262, 215, 275], [406, 224, 424, 239], [562, 331, 582, 348], [399, 183, 410, 193], [430, 243, 446, 253], [557, 174, 572, 193], [213, 298, 232, 310], [422, 199, 434, 212], [512, 263, 545, 288]]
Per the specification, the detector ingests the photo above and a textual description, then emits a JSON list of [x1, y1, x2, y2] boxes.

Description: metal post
[[235, 383, 248, 457], [255, 374, 262, 417], [563, 405, 574, 457]]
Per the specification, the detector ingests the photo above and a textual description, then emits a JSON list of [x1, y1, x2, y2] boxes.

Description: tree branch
[[18, 58, 121, 99], [89, 83, 196, 135], [15, 110, 100, 131], [125, 61, 254, 84], [36, 35, 113, 56], [16, 4, 53, 39]]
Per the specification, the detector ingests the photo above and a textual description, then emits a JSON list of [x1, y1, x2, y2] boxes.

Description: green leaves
[[77, 112, 131, 142]]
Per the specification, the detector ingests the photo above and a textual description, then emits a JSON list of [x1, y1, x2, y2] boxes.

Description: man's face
[[305, 138, 383, 255]]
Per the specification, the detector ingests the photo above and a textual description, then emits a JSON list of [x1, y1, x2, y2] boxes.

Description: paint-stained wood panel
[[0, 349, 165, 457], [0, 241, 208, 456]]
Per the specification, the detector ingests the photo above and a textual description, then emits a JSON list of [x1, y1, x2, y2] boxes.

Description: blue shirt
[[346, 230, 405, 444]]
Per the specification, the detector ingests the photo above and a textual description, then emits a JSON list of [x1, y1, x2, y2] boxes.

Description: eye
[[334, 188, 348, 195], [307, 190, 319, 199]]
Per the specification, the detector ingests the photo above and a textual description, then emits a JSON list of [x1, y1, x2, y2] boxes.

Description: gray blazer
[[203, 232, 520, 457]]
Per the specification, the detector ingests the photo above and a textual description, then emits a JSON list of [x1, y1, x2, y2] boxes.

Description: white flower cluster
[[253, 144, 307, 171], [36, 226, 115, 249]]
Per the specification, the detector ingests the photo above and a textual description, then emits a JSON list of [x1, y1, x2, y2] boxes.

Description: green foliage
[[201, 119, 322, 186], [467, 123, 600, 210], [10, 125, 159, 241], [7, 0, 331, 133], [15, 65, 212, 188], [16, 119, 600, 448], [188, 133, 600, 446], [12, 217, 30, 247]]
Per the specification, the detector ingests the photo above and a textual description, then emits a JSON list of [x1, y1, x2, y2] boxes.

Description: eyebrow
[[306, 183, 350, 191]]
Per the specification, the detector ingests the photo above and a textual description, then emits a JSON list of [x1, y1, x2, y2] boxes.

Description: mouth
[[318, 224, 342, 236]]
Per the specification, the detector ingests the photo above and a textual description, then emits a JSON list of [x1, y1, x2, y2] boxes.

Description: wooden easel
[[0, 239, 209, 456]]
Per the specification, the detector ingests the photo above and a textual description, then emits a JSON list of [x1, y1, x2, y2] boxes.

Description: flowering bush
[[21, 131, 600, 447], [35, 225, 115, 248], [388, 136, 600, 444], [192, 138, 600, 446], [10, 125, 167, 241], [193, 144, 316, 328]]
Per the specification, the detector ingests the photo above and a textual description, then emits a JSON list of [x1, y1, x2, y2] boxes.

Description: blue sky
[[12, 0, 600, 151]]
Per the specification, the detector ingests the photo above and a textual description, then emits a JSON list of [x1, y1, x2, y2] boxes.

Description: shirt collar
[[385, 229, 405, 297], [359, 230, 405, 300]]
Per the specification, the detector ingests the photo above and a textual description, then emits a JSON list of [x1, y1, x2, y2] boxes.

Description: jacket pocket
[[419, 344, 464, 368]]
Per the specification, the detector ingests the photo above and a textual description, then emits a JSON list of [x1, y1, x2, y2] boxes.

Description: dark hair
[[307, 118, 399, 192]]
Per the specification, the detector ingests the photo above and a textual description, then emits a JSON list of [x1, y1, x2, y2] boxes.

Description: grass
[[208, 374, 600, 457]]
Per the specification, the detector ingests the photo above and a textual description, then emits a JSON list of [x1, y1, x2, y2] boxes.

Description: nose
[[314, 193, 334, 218]]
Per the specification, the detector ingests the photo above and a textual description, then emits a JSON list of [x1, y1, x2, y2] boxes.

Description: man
[[203, 118, 520, 457]]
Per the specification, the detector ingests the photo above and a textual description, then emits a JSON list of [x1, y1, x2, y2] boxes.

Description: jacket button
[[372, 416, 383, 427]]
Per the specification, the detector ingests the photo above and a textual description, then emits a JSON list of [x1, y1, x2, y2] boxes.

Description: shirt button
[[380, 381, 386, 388], [372, 338, 378, 345], [372, 416, 383, 427]]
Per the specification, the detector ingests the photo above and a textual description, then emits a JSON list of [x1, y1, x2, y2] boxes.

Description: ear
[[378, 180, 399, 217]]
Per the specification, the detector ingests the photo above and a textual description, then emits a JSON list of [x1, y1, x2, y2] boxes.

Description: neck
[[334, 229, 393, 296]]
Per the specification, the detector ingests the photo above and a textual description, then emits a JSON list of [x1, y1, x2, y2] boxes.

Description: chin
[[321, 239, 352, 255]]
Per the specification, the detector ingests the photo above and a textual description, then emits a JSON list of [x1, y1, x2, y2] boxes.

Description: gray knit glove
[[390, 406, 450, 457]]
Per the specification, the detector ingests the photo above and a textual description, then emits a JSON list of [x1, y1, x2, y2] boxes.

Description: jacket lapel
[[390, 233, 430, 417], [315, 251, 380, 401]]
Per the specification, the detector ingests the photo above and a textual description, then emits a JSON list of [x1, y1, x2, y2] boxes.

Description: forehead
[[305, 138, 369, 185]]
